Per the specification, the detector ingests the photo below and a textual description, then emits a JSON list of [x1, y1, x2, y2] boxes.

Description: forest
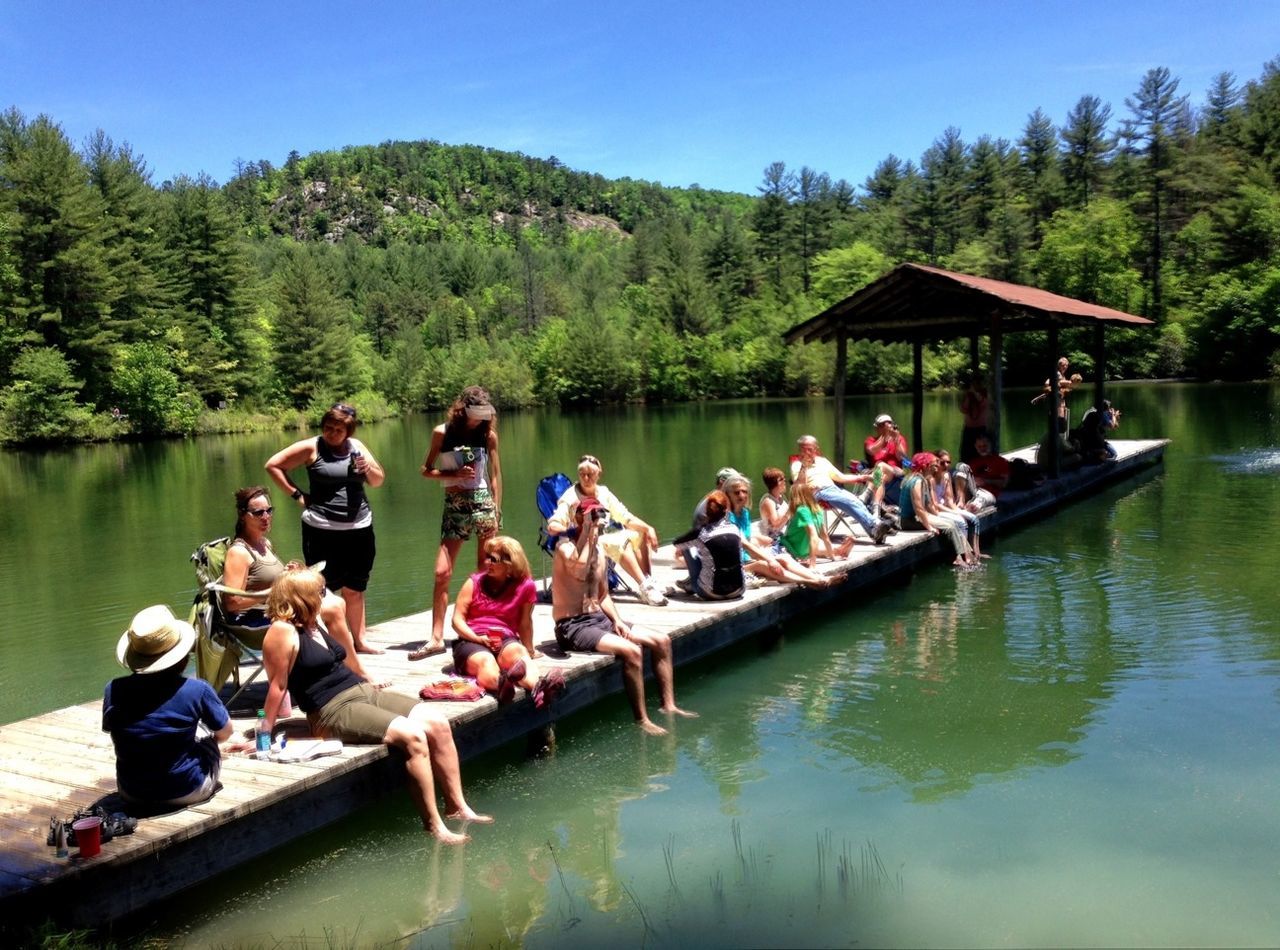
[[2, 58, 1279, 443]]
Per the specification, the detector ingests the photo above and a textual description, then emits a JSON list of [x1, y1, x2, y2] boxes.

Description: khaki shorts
[[313, 683, 418, 743], [599, 527, 638, 563]]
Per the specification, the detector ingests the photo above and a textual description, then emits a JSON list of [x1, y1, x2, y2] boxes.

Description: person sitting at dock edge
[[790, 435, 890, 545], [104, 605, 250, 810], [552, 496, 695, 735], [966, 434, 1011, 498], [451, 536, 565, 708], [261, 569, 490, 844], [723, 473, 833, 588]]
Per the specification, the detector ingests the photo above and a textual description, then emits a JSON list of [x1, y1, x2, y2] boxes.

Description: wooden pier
[[0, 440, 1167, 929]]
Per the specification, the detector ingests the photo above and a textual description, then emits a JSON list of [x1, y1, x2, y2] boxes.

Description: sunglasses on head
[[330, 403, 357, 418]]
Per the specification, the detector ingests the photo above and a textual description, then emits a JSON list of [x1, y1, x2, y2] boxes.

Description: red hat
[[577, 496, 604, 516]]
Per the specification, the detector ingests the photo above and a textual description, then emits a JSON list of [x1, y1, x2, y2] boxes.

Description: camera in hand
[[591, 507, 609, 523]]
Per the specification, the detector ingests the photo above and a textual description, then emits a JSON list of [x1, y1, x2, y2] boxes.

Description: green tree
[[810, 242, 890, 307], [1034, 198, 1142, 311], [1019, 108, 1063, 235], [1060, 95, 1113, 208], [0, 346, 92, 441], [111, 341, 199, 434], [1121, 66, 1190, 321], [271, 245, 361, 408]]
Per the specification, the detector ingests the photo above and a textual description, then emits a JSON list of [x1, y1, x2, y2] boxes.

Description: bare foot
[[978, 552, 992, 559], [638, 719, 669, 736], [429, 825, 471, 845], [446, 808, 494, 824], [356, 643, 386, 655], [661, 705, 699, 719]]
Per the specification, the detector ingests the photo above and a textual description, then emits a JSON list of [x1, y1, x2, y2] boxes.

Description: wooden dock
[[0, 440, 1167, 929]]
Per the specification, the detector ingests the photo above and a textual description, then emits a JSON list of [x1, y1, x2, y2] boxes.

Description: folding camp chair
[[190, 537, 271, 710], [788, 454, 856, 538]]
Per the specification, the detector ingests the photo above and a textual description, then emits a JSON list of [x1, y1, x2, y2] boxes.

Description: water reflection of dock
[[0, 439, 1166, 928]]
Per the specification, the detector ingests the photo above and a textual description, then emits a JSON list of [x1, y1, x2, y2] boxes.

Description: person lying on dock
[[899, 453, 975, 568], [862, 414, 910, 515], [779, 479, 854, 567], [547, 453, 668, 606], [552, 496, 695, 735], [672, 490, 745, 600], [221, 486, 388, 686], [791, 435, 890, 545], [723, 474, 834, 588], [261, 570, 491, 845], [451, 536, 566, 709], [104, 605, 252, 810]]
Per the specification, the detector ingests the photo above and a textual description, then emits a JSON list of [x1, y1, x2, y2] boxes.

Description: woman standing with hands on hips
[[415, 386, 502, 660], [265, 402, 385, 655]]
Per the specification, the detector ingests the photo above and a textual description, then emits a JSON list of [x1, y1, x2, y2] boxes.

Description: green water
[[4, 383, 1280, 947]]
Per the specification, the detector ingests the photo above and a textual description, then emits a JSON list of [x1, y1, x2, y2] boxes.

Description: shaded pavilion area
[[783, 263, 1154, 473]]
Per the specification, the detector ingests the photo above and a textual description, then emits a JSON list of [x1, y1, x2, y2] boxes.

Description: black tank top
[[305, 437, 371, 524], [286, 626, 362, 713]]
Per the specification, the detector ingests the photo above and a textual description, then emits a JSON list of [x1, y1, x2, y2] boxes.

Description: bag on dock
[[419, 678, 486, 702]]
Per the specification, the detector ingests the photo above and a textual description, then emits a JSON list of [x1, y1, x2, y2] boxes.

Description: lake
[[3, 383, 1279, 947]]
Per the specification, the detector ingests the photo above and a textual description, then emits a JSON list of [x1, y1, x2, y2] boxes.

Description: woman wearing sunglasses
[[221, 486, 387, 686], [450, 536, 565, 708], [265, 403, 385, 654]]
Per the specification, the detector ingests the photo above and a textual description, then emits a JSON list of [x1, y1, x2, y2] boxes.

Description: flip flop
[[532, 668, 566, 709], [496, 659, 526, 705], [408, 642, 447, 661]]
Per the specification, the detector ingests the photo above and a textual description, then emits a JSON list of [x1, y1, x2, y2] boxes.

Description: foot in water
[[661, 705, 699, 719], [638, 719, 668, 736], [430, 824, 471, 845], [446, 808, 494, 824]]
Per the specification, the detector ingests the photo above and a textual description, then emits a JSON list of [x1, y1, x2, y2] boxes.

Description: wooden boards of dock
[[0, 440, 1167, 929]]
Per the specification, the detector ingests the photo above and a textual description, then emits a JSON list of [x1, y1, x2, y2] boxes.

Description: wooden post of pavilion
[[1046, 327, 1061, 478], [833, 331, 848, 467], [911, 340, 924, 454], [989, 316, 1003, 455], [1092, 322, 1107, 412]]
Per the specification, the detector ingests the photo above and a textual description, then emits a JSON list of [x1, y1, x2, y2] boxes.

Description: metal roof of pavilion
[[784, 262, 1153, 345]]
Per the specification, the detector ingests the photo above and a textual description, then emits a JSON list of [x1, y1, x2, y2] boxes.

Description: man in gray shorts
[[552, 496, 696, 735]]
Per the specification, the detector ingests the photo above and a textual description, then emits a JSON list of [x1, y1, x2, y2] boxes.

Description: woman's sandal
[[496, 659, 526, 705], [532, 669, 567, 709], [408, 642, 447, 661]]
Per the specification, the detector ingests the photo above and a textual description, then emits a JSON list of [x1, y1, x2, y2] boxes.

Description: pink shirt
[[465, 572, 537, 635]]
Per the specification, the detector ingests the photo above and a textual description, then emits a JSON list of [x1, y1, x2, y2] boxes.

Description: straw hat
[[116, 605, 196, 674]]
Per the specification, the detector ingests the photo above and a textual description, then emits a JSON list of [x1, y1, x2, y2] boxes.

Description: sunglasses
[[485, 553, 511, 564], [248, 507, 274, 517], [579, 455, 600, 468]]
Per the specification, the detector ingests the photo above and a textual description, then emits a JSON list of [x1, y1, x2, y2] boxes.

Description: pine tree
[[1061, 95, 1113, 209], [272, 245, 359, 408], [1019, 108, 1063, 235]]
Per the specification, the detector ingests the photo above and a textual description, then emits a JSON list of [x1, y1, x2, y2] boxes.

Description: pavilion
[[782, 263, 1154, 474]]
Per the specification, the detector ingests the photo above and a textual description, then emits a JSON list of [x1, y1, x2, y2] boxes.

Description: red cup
[[73, 816, 102, 858]]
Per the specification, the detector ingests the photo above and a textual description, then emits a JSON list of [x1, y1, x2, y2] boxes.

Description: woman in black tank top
[[260, 570, 491, 845], [265, 403, 386, 655]]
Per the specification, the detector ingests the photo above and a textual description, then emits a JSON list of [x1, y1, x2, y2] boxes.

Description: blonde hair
[[267, 569, 324, 627], [485, 535, 531, 582], [789, 479, 818, 511]]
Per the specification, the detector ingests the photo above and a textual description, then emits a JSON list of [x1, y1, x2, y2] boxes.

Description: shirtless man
[[552, 496, 695, 735]]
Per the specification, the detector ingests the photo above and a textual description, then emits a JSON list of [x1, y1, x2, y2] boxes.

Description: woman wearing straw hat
[[103, 605, 247, 808]]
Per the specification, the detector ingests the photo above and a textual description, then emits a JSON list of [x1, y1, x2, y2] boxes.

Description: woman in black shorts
[[260, 570, 491, 845], [265, 402, 384, 654]]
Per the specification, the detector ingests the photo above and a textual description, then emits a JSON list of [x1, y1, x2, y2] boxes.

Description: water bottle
[[256, 709, 271, 754], [349, 449, 363, 476]]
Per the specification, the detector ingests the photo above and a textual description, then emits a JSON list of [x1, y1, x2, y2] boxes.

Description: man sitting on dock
[[791, 435, 890, 545], [967, 434, 1011, 498], [552, 496, 695, 735], [862, 414, 910, 514]]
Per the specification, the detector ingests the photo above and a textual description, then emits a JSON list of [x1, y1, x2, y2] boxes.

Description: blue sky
[[3, 1, 1277, 194]]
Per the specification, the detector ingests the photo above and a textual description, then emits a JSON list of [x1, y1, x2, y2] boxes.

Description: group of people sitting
[[102, 394, 1096, 847]]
